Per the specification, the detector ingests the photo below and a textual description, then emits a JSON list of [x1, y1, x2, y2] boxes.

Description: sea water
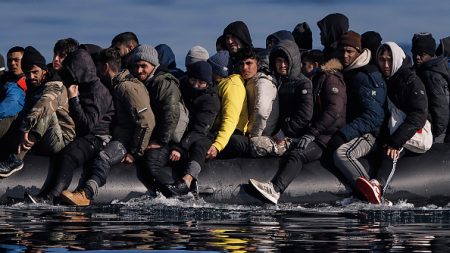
[[1, 0, 450, 252], [0, 195, 449, 252]]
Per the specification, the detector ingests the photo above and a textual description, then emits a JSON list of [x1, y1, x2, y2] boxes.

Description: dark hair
[[96, 48, 121, 72], [7, 46, 25, 55], [53, 38, 79, 57], [302, 49, 324, 65], [216, 35, 227, 52], [111, 32, 139, 47], [377, 44, 391, 57], [235, 47, 259, 64]]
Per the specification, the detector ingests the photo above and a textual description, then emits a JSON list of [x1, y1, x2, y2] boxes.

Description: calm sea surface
[[1, 197, 450, 252], [1, 1, 450, 252]]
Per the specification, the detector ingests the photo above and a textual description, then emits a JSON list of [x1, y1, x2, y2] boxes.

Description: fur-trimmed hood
[[321, 58, 343, 74]]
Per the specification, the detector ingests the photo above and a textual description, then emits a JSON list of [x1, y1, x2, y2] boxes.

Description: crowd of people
[[0, 13, 449, 206]]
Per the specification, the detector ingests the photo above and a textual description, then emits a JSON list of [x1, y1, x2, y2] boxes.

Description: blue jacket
[[340, 64, 386, 141], [0, 82, 25, 120]]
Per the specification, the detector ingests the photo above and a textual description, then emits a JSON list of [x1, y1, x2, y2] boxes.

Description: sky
[[0, 0, 449, 69]]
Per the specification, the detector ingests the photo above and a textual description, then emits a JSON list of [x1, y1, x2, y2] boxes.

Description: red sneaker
[[356, 177, 382, 204]]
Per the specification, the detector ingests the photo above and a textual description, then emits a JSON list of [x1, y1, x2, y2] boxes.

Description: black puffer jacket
[[63, 49, 115, 136], [309, 59, 347, 146], [269, 40, 313, 138], [176, 79, 220, 152], [385, 59, 428, 149], [415, 56, 450, 137], [144, 66, 182, 146]]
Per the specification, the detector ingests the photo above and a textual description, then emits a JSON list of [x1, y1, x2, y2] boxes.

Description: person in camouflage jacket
[[0, 46, 75, 178]]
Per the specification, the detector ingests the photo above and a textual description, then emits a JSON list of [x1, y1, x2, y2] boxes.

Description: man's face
[[413, 51, 433, 67], [188, 77, 208, 90], [25, 65, 47, 87], [301, 61, 316, 75], [275, 57, 289, 76], [95, 61, 109, 85], [319, 31, 326, 46], [341, 46, 360, 67], [240, 58, 258, 80], [377, 49, 393, 77], [133, 60, 155, 82], [113, 43, 130, 57], [225, 34, 241, 54], [7, 51, 23, 76], [52, 52, 66, 70]]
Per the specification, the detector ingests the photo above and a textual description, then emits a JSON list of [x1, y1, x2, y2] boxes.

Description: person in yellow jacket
[[206, 50, 248, 159]]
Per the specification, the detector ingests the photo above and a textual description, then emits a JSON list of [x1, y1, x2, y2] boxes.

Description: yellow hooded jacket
[[212, 74, 248, 151]]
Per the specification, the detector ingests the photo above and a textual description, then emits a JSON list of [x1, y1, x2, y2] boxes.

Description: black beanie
[[412, 33, 436, 56], [223, 21, 253, 48], [187, 61, 213, 85], [21, 46, 47, 71]]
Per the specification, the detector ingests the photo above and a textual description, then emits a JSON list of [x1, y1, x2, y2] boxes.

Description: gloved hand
[[297, 134, 315, 150], [327, 132, 347, 151]]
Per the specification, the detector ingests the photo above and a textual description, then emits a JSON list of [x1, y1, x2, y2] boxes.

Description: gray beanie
[[208, 50, 230, 77], [131, 44, 159, 66], [185, 45, 209, 67]]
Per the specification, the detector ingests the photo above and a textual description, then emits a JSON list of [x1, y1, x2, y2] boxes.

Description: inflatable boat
[[1, 143, 450, 206]]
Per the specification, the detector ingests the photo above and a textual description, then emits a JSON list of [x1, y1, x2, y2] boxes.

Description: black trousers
[[135, 145, 173, 194], [271, 141, 324, 193], [78, 140, 127, 191], [219, 134, 250, 158], [375, 147, 406, 192], [39, 135, 104, 198]]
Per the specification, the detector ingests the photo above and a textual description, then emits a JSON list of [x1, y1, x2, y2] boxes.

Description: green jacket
[[144, 67, 186, 146], [112, 69, 155, 157]]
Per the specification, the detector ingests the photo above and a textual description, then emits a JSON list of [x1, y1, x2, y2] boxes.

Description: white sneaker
[[249, 179, 280, 205]]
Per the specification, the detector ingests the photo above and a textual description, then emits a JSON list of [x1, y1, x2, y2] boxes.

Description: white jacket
[[246, 72, 279, 137]]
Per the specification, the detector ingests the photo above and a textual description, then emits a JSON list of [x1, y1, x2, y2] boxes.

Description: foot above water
[[248, 179, 280, 205], [0, 154, 24, 178], [60, 190, 91, 206]]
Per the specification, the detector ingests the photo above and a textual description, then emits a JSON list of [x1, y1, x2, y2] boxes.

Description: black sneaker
[[166, 180, 191, 196], [0, 154, 24, 178]]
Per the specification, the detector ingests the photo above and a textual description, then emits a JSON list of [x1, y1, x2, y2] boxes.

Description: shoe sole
[[0, 163, 24, 178], [249, 179, 278, 205], [356, 178, 381, 204]]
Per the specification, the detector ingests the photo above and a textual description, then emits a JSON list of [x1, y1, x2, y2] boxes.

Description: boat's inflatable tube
[[1, 143, 450, 205]]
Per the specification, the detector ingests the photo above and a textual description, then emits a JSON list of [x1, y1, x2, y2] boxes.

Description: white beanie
[[185, 45, 209, 67]]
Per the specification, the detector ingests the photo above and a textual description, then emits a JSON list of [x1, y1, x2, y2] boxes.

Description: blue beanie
[[208, 50, 230, 77], [187, 61, 213, 85]]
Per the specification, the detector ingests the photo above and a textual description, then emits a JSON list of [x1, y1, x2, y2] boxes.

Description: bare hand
[[170, 150, 181, 161], [17, 132, 34, 154], [386, 146, 400, 160], [68, 85, 79, 99], [206, 145, 218, 159], [121, 153, 135, 164], [147, 142, 161, 150]]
